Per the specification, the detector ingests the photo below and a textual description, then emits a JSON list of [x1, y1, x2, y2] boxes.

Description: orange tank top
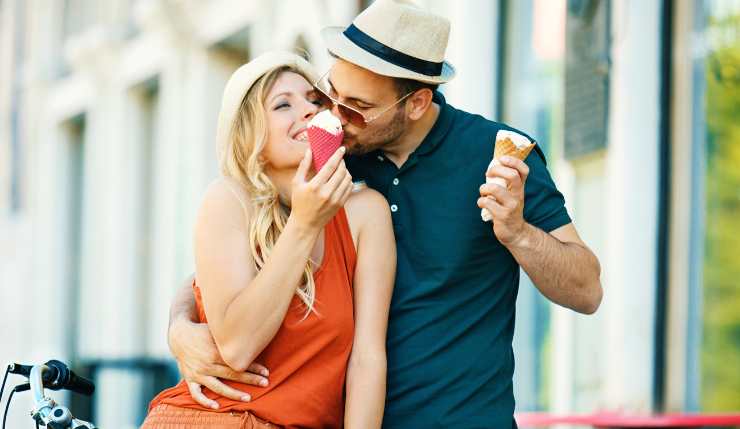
[[149, 208, 356, 428]]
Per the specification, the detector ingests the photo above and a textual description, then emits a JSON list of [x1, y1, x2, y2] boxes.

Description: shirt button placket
[[389, 176, 400, 213]]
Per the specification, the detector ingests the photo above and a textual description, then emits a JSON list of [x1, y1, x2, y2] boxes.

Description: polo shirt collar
[[413, 91, 454, 157]]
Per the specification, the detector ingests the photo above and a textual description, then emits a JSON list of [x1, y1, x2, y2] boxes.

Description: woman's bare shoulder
[[344, 187, 391, 241], [196, 177, 253, 233]]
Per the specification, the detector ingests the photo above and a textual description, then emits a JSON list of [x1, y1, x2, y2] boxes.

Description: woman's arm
[[166, 275, 270, 408], [197, 149, 353, 372], [344, 189, 396, 429]]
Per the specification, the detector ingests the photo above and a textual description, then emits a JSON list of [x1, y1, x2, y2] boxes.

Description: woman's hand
[[290, 147, 353, 231]]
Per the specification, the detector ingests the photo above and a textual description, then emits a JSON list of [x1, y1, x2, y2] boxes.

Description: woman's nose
[[303, 99, 319, 119]]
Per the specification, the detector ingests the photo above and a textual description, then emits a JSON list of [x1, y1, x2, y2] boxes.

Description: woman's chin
[[291, 138, 309, 149]]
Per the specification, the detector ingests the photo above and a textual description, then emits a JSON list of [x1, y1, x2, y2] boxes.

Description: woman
[[141, 51, 396, 428]]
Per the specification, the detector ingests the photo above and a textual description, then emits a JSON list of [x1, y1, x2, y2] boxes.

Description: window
[[9, 0, 25, 212], [59, 120, 86, 429], [563, 0, 610, 159]]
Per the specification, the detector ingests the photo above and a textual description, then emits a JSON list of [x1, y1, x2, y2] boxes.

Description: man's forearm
[[169, 274, 198, 328], [507, 223, 602, 314]]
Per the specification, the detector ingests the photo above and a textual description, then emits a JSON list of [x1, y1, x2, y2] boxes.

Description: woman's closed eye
[[309, 97, 324, 107], [274, 97, 322, 110]]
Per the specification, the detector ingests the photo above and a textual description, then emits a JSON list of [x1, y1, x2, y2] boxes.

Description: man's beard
[[344, 108, 407, 156]]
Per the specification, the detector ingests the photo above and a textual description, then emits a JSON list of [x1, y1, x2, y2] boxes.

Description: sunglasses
[[312, 69, 414, 129]]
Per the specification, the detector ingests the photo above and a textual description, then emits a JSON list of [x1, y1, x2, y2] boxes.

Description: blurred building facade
[[1, 0, 738, 427]]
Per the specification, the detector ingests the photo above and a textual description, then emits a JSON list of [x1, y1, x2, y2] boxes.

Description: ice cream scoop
[[308, 110, 344, 171], [481, 130, 536, 222]]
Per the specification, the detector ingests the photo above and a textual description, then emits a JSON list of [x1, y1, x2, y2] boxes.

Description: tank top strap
[[326, 207, 357, 288]]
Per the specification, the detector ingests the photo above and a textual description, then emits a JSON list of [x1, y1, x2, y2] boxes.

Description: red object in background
[[308, 126, 343, 172], [515, 412, 740, 428]]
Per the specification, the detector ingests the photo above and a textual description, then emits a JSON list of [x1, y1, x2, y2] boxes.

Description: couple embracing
[[141, 1, 602, 428]]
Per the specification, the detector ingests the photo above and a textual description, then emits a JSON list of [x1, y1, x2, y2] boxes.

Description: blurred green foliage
[[701, 8, 740, 412]]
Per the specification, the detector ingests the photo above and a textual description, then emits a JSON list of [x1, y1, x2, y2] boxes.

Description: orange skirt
[[141, 404, 282, 429]]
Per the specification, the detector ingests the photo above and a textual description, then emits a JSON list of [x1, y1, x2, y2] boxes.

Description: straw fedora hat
[[321, 0, 456, 84], [216, 51, 318, 153]]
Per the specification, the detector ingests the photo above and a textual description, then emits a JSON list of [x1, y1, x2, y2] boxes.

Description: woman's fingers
[[293, 149, 313, 184], [312, 147, 346, 184], [324, 161, 350, 196], [337, 176, 354, 204]]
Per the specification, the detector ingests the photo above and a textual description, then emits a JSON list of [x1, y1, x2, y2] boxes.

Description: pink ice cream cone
[[307, 111, 344, 171]]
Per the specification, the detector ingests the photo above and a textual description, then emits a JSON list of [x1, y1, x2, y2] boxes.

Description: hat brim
[[321, 26, 455, 85], [217, 51, 318, 155]]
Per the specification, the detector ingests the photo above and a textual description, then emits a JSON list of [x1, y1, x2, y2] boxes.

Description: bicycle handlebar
[[44, 360, 95, 396], [9, 360, 94, 396], [7, 360, 97, 429]]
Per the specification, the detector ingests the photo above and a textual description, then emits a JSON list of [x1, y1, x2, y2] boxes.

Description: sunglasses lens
[[338, 105, 367, 128], [313, 78, 367, 128], [314, 90, 333, 109]]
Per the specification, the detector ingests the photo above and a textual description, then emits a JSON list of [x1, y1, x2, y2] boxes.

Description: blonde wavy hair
[[220, 65, 318, 316]]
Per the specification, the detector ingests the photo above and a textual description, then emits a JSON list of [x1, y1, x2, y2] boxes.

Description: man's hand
[[477, 155, 530, 246], [168, 318, 269, 409]]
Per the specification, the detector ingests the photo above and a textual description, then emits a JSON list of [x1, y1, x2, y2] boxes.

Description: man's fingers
[[485, 165, 522, 189], [246, 362, 270, 377], [234, 372, 270, 387], [213, 364, 269, 387], [312, 146, 346, 184], [480, 183, 518, 210], [295, 149, 313, 183], [480, 183, 509, 200], [201, 376, 252, 402], [477, 196, 505, 217], [187, 381, 220, 410], [498, 156, 530, 181]]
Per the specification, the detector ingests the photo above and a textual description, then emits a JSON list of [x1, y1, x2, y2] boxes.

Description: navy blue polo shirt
[[345, 92, 571, 428]]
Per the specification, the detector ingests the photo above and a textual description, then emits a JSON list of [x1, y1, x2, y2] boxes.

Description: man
[[168, 0, 602, 427]]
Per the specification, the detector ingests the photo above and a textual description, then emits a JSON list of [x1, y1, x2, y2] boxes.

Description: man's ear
[[406, 88, 434, 121]]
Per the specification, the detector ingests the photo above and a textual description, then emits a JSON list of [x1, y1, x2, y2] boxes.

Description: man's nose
[[331, 104, 349, 126]]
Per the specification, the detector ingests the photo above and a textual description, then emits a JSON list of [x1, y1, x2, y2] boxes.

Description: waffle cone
[[481, 135, 536, 222], [493, 136, 535, 161], [308, 126, 344, 171]]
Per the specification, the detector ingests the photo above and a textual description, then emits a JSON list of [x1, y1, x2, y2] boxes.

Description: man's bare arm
[[168, 275, 198, 333], [507, 223, 602, 314], [479, 156, 602, 314], [167, 274, 269, 409]]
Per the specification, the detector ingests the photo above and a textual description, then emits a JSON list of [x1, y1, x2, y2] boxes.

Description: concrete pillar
[[601, 0, 662, 412]]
